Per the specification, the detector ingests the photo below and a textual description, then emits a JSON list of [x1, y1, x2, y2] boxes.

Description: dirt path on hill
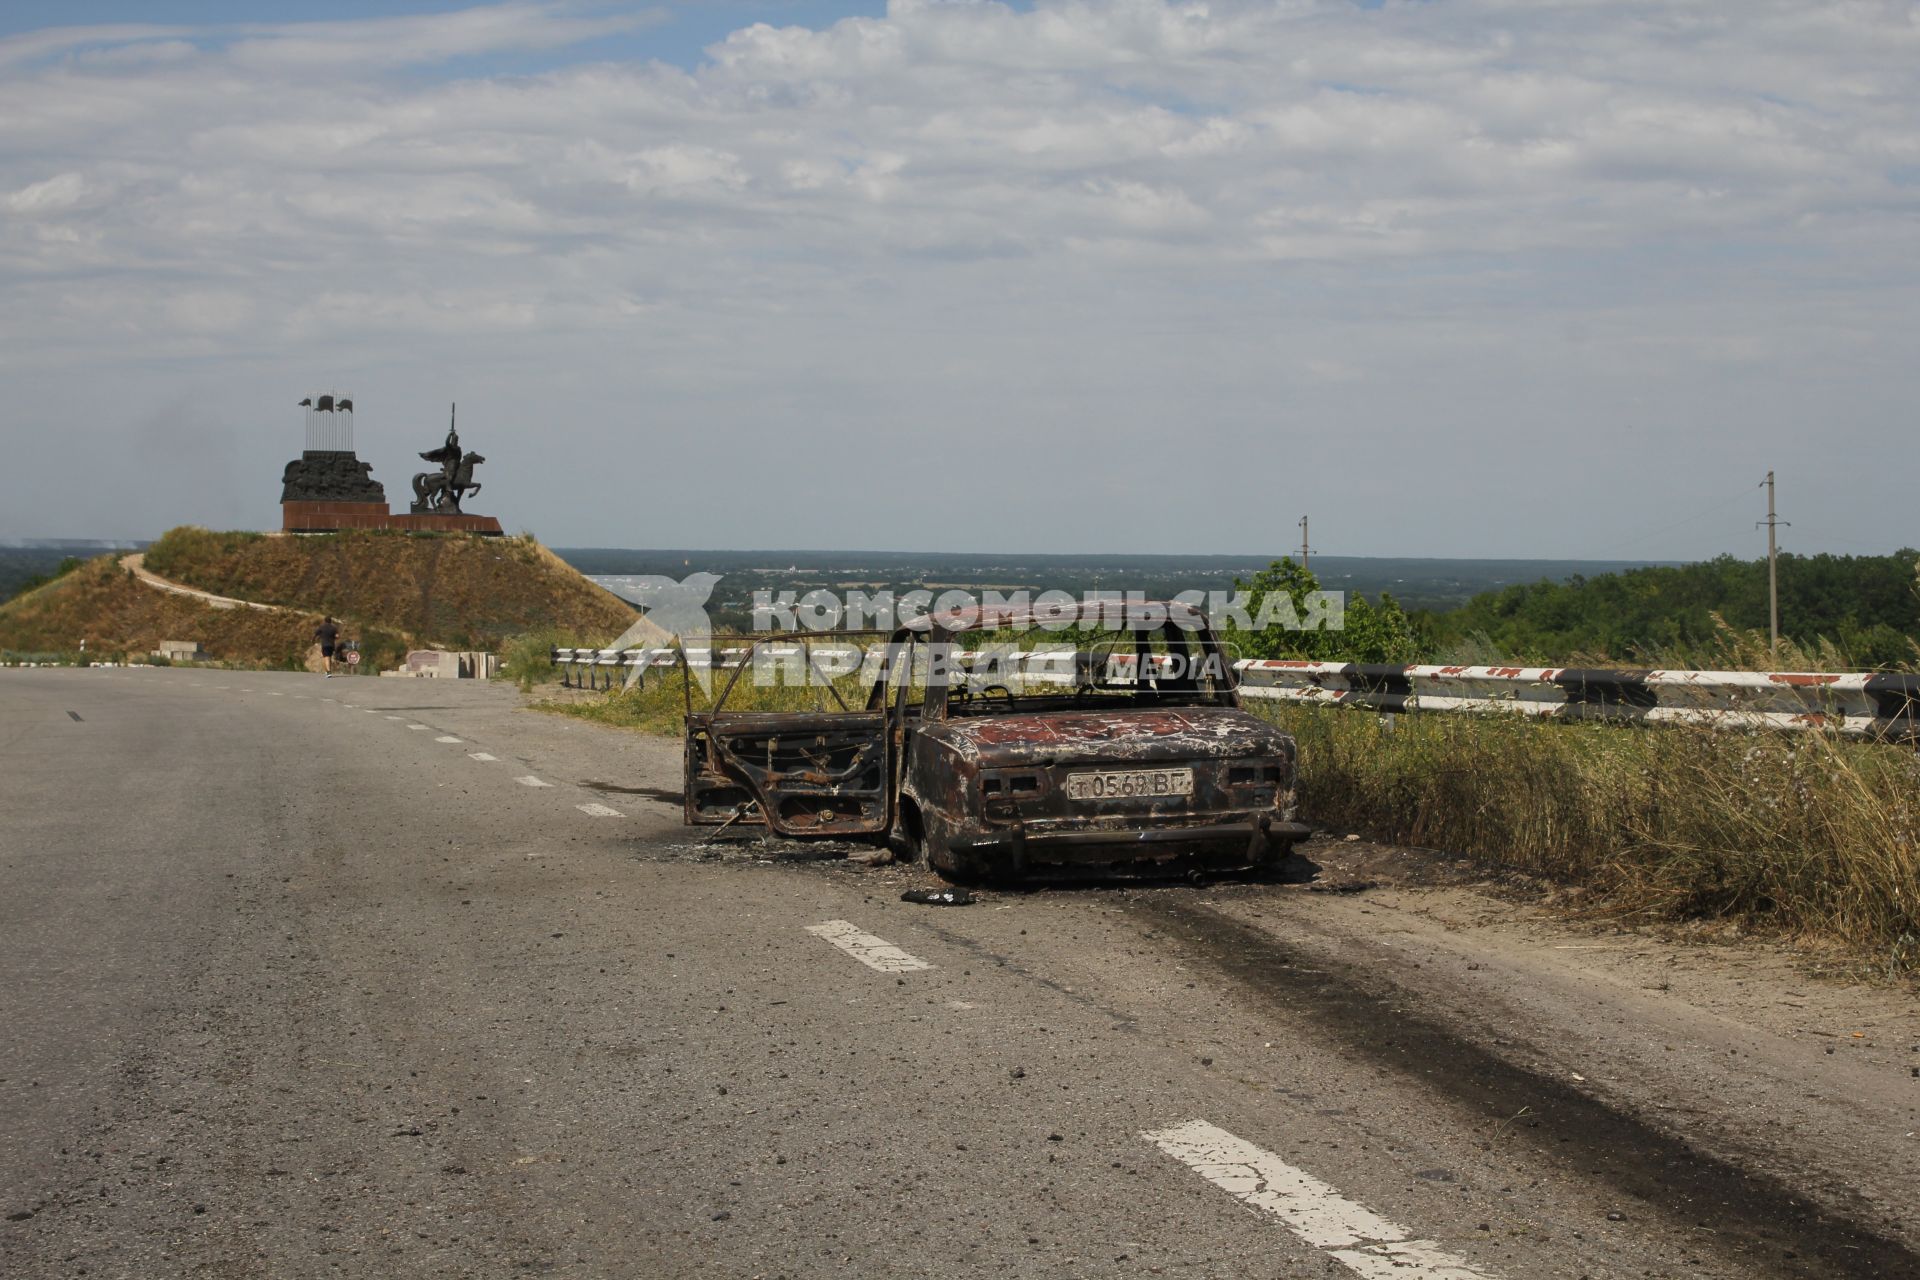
[[119, 553, 283, 613]]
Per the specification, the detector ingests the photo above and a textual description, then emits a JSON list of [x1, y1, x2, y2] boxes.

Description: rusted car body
[[682, 601, 1310, 881]]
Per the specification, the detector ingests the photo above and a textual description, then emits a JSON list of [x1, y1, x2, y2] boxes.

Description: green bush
[[502, 627, 569, 690], [1222, 557, 1424, 664]]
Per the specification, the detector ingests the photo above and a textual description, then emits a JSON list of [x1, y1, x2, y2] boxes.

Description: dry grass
[[0, 556, 318, 667], [1256, 702, 1920, 972], [144, 526, 638, 649]]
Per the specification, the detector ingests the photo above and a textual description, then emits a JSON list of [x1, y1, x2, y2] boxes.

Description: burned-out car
[[682, 601, 1310, 881]]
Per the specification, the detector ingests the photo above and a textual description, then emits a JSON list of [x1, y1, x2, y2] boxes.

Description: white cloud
[[0, 0, 1916, 556], [5, 172, 91, 215]]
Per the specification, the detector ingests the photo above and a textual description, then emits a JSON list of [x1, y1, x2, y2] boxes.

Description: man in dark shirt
[[315, 617, 340, 677]]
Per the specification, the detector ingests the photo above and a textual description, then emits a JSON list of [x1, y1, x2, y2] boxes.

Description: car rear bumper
[[948, 812, 1313, 871]]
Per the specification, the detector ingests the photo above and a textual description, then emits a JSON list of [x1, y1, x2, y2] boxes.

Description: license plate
[[1066, 768, 1194, 801]]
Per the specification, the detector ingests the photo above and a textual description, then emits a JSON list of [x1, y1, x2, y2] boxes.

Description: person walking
[[315, 616, 340, 677]]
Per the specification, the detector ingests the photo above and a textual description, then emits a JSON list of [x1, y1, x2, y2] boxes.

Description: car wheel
[[922, 813, 985, 884], [889, 801, 927, 863]]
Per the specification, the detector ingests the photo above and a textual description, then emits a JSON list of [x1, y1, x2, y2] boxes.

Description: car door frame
[[682, 630, 896, 837]]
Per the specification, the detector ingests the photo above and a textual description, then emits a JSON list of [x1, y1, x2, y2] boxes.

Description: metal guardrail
[[549, 645, 1920, 741], [1233, 661, 1920, 742]]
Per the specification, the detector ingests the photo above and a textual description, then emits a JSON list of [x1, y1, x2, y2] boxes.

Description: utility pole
[[1299, 515, 1311, 571], [1758, 471, 1789, 662]]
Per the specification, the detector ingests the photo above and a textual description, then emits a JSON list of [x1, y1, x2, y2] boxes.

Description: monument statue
[[280, 392, 385, 504], [411, 404, 485, 514]]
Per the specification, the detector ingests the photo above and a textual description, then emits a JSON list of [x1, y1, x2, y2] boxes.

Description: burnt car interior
[[940, 623, 1236, 718]]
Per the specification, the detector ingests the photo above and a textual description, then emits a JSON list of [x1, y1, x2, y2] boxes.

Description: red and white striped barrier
[[1233, 661, 1919, 741]]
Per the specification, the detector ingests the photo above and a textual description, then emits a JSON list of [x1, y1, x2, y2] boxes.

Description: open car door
[[683, 635, 892, 838]]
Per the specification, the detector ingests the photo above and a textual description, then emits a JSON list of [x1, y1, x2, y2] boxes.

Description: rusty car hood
[[923, 708, 1290, 766]]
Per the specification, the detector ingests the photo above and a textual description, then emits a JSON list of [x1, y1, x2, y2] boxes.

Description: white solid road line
[[436, 735, 463, 743], [514, 776, 553, 788], [805, 921, 934, 974], [1144, 1120, 1495, 1280], [576, 802, 624, 817], [468, 752, 499, 762]]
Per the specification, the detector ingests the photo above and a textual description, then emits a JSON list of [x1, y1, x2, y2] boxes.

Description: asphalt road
[[3, 667, 1917, 1279]]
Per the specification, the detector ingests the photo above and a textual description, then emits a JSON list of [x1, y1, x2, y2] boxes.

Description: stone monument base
[[282, 501, 504, 536]]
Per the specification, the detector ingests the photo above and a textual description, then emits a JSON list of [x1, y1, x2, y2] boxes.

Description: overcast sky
[[1, 1, 1915, 560]]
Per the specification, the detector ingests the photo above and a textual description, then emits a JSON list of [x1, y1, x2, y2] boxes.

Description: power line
[[1604, 484, 1765, 559]]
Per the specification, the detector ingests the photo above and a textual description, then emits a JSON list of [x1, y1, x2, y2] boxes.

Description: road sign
[[345, 649, 362, 666]]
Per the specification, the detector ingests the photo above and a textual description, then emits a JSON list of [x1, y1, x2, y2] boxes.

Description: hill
[[0, 527, 648, 668], [0, 556, 318, 665]]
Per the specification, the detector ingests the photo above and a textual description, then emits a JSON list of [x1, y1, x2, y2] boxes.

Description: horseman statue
[[411, 405, 485, 514]]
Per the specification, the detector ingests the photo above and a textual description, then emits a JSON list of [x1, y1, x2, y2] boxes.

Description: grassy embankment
[[530, 641, 1920, 973], [144, 527, 638, 647], [0, 555, 318, 667], [1257, 702, 1919, 973], [0, 526, 645, 669]]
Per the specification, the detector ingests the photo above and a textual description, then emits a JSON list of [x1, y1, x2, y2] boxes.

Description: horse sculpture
[[409, 407, 489, 515], [412, 450, 484, 514]]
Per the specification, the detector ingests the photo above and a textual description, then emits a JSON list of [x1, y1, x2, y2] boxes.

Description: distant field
[[558, 547, 1675, 628]]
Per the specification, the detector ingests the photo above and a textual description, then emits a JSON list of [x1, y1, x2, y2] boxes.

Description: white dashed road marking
[[805, 921, 933, 974], [436, 735, 463, 743], [1144, 1120, 1496, 1280], [514, 776, 552, 788], [385, 715, 403, 720], [468, 752, 499, 762], [406, 724, 430, 730], [576, 803, 624, 817]]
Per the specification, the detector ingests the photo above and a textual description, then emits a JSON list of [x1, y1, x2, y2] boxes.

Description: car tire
[[889, 801, 927, 863], [922, 813, 984, 884]]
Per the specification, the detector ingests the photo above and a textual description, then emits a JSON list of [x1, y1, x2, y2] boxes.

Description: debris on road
[[901, 887, 975, 906], [1307, 878, 1378, 895]]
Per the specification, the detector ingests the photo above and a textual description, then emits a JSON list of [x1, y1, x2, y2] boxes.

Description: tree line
[[1226, 551, 1920, 670]]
